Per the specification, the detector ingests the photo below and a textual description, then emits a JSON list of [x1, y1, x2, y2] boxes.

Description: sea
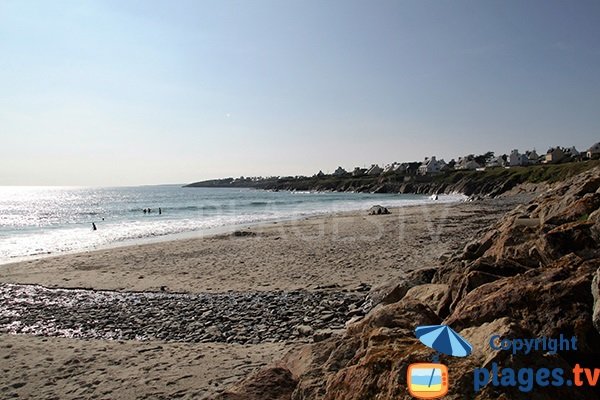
[[0, 185, 463, 264]]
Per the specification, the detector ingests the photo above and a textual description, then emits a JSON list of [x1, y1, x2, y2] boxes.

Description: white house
[[418, 156, 447, 175], [587, 142, 600, 159], [509, 149, 529, 166]]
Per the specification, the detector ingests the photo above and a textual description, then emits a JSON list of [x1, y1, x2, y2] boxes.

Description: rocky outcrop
[[446, 254, 600, 352], [367, 205, 390, 215], [219, 166, 600, 399]]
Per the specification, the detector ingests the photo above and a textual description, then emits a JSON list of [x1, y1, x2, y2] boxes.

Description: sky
[[1, 0, 599, 186]]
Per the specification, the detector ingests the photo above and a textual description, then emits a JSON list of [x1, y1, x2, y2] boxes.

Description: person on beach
[[92, 222, 97, 231]]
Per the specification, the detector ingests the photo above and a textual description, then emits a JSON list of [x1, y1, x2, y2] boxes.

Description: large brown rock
[[366, 268, 437, 307], [402, 283, 449, 315], [434, 167, 600, 318], [446, 255, 600, 353], [212, 367, 297, 400]]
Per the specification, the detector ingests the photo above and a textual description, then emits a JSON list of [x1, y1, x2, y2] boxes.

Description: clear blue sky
[[1, 0, 599, 185]]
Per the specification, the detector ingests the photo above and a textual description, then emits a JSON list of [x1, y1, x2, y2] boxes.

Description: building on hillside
[[366, 164, 383, 175], [486, 156, 506, 168], [352, 167, 366, 176], [383, 162, 405, 173], [545, 147, 565, 164], [316, 170, 325, 177], [509, 149, 529, 166], [417, 156, 447, 175], [564, 146, 579, 157], [332, 166, 347, 176], [526, 150, 540, 164], [455, 157, 481, 170], [587, 142, 600, 159]]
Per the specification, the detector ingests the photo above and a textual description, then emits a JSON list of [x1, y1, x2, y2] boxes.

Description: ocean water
[[0, 185, 462, 264]]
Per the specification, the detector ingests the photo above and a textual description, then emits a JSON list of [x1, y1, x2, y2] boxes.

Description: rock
[[545, 221, 596, 256], [205, 326, 223, 338], [232, 230, 257, 237], [295, 325, 314, 337], [367, 205, 390, 215], [463, 235, 494, 260], [593, 267, 600, 334], [212, 367, 297, 400], [354, 282, 370, 292], [401, 283, 449, 315], [446, 255, 600, 353], [348, 299, 440, 336], [459, 317, 529, 367], [366, 267, 437, 307], [312, 329, 337, 342]]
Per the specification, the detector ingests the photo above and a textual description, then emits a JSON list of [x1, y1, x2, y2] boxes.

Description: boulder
[[445, 255, 600, 353], [212, 367, 297, 400], [348, 299, 441, 336], [401, 283, 449, 315], [295, 325, 314, 337], [367, 205, 390, 215], [366, 268, 437, 307], [232, 230, 257, 237]]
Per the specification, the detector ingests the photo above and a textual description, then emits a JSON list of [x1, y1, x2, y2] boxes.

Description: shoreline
[[0, 193, 465, 267], [0, 195, 528, 400], [0, 197, 510, 294]]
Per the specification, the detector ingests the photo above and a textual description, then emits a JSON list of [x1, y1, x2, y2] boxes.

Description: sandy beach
[[0, 199, 521, 399]]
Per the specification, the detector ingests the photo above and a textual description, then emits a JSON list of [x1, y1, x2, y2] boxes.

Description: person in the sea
[[143, 208, 147, 214], [159, 207, 162, 215], [92, 222, 97, 231]]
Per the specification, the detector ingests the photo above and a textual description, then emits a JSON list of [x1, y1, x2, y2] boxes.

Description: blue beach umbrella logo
[[415, 324, 472, 358], [407, 325, 472, 399]]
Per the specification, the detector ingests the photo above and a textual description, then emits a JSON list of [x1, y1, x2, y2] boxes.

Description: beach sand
[[0, 200, 511, 293], [0, 334, 291, 399], [0, 199, 521, 399]]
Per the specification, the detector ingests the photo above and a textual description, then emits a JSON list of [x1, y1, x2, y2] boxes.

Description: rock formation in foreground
[[214, 166, 600, 400]]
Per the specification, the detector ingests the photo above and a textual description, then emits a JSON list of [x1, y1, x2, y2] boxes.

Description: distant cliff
[[185, 161, 600, 197]]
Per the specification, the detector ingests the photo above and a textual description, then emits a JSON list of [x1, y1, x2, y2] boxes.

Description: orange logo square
[[407, 363, 449, 399]]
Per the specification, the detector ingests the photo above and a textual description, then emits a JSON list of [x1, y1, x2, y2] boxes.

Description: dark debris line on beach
[[0, 284, 368, 344]]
